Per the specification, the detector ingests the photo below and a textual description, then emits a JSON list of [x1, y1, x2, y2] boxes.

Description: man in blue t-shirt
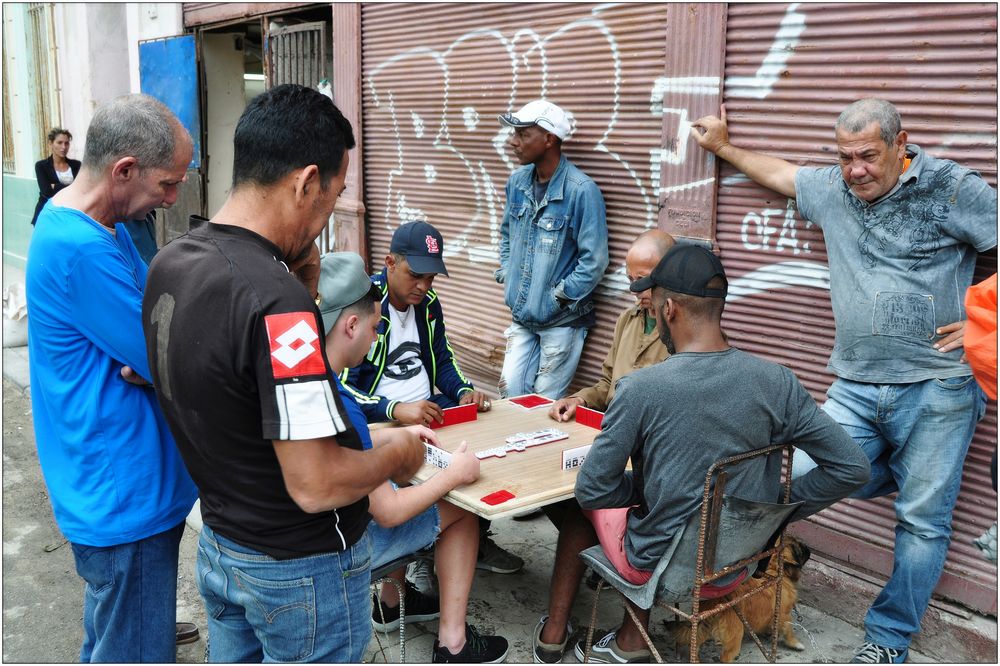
[[692, 99, 997, 664], [25, 95, 198, 662]]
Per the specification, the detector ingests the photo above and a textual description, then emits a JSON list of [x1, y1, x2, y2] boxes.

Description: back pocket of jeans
[[233, 567, 316, 662], [71, 543, 116, 595]]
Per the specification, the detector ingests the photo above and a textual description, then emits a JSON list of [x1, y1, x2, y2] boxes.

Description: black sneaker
[[371, 581, 440, 633], [850, 642, 907, 663], [433, 623, 509, 663], [476, 533, 524, 574]]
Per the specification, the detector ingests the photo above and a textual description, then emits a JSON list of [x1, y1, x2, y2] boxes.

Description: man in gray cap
[[495, 99, 609, 401], [318, 252, 510, 664]]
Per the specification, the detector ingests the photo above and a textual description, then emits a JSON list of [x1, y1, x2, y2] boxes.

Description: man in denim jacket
[[495, 100, 609, 399]]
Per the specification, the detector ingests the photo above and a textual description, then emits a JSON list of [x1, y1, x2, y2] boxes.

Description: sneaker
[[432, 623, 509, 663], [850, 642, 907, 663], [371, 581, 440, 633], [573, 630, 651, 664], [406, 558, 437, 595], [476, 533, 524, 574], [532, 615, 574, 663]]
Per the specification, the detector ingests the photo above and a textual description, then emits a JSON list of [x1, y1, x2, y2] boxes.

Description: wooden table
[[394, 399, 600, 519]]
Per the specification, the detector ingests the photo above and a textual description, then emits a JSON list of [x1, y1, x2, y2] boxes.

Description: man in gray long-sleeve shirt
[[532, 245, 870, 664]]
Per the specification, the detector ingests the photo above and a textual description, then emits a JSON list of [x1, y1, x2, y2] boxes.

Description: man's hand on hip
[[935, 319, 968, 362]]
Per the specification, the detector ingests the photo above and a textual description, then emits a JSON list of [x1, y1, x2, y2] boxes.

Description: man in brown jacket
[[549, 229, 675, 421]]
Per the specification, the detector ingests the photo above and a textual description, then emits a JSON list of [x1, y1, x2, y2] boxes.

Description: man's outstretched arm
[[691, 104, 799, 198]]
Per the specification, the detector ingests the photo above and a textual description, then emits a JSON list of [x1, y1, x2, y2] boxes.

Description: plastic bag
[[3, 282, 28, 347]]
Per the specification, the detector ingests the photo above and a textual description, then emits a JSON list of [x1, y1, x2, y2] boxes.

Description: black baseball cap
[[389, 221, 449, 276], [629, 244, 727, 298]]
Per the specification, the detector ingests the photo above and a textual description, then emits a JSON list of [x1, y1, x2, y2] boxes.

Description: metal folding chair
[[579, 443, 799, 663]]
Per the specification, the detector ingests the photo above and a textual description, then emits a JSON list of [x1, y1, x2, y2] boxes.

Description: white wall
[[4, 3, 43, 177], [125, 3, 184, 94], [53, 3, 132, 161]]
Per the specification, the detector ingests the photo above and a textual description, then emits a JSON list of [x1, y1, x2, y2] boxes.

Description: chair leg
[[371, 577, 408, 664], [688, 617, 699, 664], [622, 601, 663, 663], [733, 604, 772, 661], [584, 579, 604, 663]]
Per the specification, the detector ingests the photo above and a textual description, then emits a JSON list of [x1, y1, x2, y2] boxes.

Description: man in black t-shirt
[[142, 85, 424, 663]]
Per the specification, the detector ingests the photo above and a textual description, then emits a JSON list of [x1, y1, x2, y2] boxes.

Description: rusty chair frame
[[369, 553, 421, 663], [580, 443, 798, 663]]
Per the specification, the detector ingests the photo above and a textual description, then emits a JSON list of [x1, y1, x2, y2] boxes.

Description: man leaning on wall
[[692, 98, 998, 664]]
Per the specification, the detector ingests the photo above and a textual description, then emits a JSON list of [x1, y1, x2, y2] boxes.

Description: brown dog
[[665, 536, 811, 663]]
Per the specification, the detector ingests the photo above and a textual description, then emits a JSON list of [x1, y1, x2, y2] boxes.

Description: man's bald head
[[626, 229, 676, 311], [627, 229, 675, 266]]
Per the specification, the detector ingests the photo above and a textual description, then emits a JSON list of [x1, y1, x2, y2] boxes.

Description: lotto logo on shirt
[[265, 312, 327, 379]]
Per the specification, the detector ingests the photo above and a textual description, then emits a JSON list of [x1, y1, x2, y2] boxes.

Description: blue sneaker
[[850, 642, 907, 663]]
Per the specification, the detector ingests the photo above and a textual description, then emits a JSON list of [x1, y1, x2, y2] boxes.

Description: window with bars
[[26, 2, 60, 162], [2, 35, 14, 173]]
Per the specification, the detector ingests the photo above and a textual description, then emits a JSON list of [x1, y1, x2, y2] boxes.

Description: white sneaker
[[406, 558, 436, 595]]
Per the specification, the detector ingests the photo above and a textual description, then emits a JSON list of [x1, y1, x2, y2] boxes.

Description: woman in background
[[31, 127, 81, 225]]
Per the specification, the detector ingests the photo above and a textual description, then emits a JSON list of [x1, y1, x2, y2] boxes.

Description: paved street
[[2, 374, 949, 663]]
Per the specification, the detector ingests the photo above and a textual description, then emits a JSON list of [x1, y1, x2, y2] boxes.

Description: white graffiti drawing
[[367, 3, 824, 303], [726, 3, 806, 99], [741, 199, 814, 255], [726, 261, 830, 302], [367, 5, 670, 270]]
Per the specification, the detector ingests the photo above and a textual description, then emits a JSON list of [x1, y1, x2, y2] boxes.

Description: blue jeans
[[369, 503, 441, 570], [196, 523, 372, 662], [793, 376, 986, 651], [498, 322, 588, 399], [71, 520, 185, 663]]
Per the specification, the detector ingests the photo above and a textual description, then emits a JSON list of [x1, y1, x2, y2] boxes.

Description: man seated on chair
[[319, 251, 509, 664], [533, 244, 870, 664], [548, 229, 675, 424], [540, 228, 673, 529], [341, 220, 524, 578]]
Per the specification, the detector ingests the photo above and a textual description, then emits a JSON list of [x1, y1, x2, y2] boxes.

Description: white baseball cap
[[498, 100, 574, 140]]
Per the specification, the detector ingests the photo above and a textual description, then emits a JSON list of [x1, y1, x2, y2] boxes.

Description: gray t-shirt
[[795, 144, 997, 383], [575, 347, 869, 571]]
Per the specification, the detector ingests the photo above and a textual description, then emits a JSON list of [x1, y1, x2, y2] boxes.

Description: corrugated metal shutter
[[718, 2, 997, 614], [360, 3, 670, 394]]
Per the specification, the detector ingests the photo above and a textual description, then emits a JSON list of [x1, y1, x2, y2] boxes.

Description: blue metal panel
[[139, 34, 201, 169]]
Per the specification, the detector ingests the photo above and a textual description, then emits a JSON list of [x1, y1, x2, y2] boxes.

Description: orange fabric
[[902, 156, 911, 174], [964, 273, 998, 400]]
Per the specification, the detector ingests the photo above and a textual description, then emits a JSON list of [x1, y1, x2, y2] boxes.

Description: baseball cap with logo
[[498, 100, 573, 141], [389, 221, 449, 276], [629, 244, 728, 299], [317, 252, 382, 333]]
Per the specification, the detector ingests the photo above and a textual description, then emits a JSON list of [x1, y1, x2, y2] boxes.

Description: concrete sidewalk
[[0, 373, 949, 664], [1, 256, 993, 664]]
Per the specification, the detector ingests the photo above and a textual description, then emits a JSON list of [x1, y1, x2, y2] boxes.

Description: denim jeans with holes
[[197, 523, 372, 663], [792, 376, 986, 651], [498, 322, 587, 399], [71, 520, 185, 663]]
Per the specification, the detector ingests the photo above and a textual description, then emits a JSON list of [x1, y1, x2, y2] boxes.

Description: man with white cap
[[495, 100, 609, 400]]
